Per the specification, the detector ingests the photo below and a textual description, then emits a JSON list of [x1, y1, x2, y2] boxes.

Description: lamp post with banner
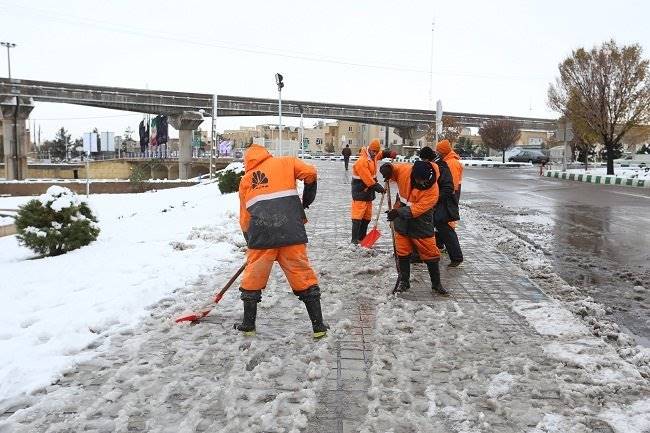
[[275, 73, 284, 156], [435, 100, 443, 146]]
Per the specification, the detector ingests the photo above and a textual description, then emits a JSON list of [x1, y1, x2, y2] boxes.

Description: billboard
[[100, 132, 115, 151], [82, 132, 98, 153]]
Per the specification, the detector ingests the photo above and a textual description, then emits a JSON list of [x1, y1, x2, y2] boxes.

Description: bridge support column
[[2, 96, 34, 180], [170, 111, 204, 180], [393, 125, 429, 155]]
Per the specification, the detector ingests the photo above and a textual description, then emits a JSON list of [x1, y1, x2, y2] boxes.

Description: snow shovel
[[359, 187, 386, 248], [385, 182, 401, 293], [174, 262, 246, 323]]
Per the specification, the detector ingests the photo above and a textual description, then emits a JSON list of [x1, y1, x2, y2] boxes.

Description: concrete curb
[[545, 170, 649, 188], [462, 162, 531, 169]]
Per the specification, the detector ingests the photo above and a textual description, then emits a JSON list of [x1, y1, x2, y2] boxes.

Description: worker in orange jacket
[[380, 161, 448, 294], [436, 140, 463, 201], [351, 138, 395, 244], [420, 145, 463, 267], [434, 140, 464, 266], [237, 144, 328, 338]]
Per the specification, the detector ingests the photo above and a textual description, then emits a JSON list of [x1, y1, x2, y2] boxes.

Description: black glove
[[302, 181, 317, 209], [372, 183, 386, 194], [386, 209, 399, 221]]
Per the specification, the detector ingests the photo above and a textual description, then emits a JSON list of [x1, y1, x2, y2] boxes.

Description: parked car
[[508, 150, 549, 164]]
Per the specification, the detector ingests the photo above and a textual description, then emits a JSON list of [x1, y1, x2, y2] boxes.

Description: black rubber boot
[[426, 261, 449, 295], [234, 290, 261, 336], [298, 286, 329, 339], [394, 256, 411, 293], [359, 219, 370, 241], [351, 219, 362, 244]]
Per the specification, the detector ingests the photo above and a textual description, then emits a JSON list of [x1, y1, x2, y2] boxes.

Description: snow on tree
[[15, 186, 100, 257]]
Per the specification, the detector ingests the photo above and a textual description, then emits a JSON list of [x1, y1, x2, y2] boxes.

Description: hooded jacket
[[239, 145, 317, 249], [443, 150, 463, 194], [433, 159, 460, 224], [388, 162, 440, 238], [436, 140, 463, 196], [351, 146, 391, 201]]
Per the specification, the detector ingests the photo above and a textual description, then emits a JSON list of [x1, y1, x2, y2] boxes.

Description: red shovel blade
[[174, 308, 211, 323], [360, 227, 381, 248]]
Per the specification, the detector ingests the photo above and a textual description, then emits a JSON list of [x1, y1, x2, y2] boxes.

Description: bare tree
[[548, 40, 650, 175], [478, 119, 521, 163], [425, 116, 464, 144]]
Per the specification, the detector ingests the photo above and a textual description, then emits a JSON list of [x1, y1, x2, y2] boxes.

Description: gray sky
[[1, 0, 649, 140]]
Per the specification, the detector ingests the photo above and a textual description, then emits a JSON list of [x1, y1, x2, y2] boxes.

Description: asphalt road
[[462, 167, 650, 344]]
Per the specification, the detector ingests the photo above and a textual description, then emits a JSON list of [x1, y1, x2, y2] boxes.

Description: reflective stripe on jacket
[[351, 147, 378, 201], [239, 145, 317, 249], [389, 162, 440, 239]]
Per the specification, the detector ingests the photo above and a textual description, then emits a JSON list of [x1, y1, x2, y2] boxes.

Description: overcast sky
[[1, 0, 649, 140]]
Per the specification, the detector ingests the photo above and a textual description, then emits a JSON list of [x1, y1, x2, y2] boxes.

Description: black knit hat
[[418, 146, 436, 161], [412, 160, 434, 181]]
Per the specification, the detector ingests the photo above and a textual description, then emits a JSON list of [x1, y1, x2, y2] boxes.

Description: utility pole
[[299, 105, 304, 158], [562, 118, 568, 172], [1, 42, 16, 78], [428, 20, 435, 108], [275, 73, 284, 156], [210, 94, 217, 179]]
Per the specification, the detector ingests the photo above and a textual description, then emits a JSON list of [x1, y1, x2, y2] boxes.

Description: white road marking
[[609, 190, 650, 200]]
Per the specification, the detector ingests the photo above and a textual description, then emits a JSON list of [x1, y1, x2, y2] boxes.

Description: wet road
[[462, 167, 650, 344]]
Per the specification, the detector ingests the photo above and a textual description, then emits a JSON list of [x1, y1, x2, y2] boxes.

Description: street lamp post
[[275, 73, 284, 156], [299, 105, 304, 158], [1, 42, 16, 78]]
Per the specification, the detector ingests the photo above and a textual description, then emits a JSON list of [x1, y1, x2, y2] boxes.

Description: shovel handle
[[386, 182, 401, 289], [213, 262, 246, 302], [372, 189, 386, 228]]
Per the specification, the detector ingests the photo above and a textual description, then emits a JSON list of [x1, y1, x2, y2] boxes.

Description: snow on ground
[[3, 160, 650, 432], [0, 216, 13, 226], [461, 159, 532, 167], [0, 182, 243, 407], [566, 166, 650, 180]]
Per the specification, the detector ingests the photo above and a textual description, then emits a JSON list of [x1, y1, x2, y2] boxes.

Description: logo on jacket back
[[251, 171, 269, 189]]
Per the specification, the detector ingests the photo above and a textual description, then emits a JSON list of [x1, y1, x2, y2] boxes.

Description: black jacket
[[433, 159, 460, 224]]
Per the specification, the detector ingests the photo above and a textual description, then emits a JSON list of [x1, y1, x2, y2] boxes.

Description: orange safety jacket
[[443, 150, 463, 193], [389, 162, 440, 239], [351, 147, 389, 201], [239, 145, 317, 249]]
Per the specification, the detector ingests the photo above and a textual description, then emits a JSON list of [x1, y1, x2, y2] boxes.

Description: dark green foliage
[[637, 144, 650, 154], [15, 187, 100, 257], [218, 168, 243, 194]]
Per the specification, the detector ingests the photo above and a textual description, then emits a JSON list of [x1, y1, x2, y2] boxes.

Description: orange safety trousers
[[395, 232, 440, 261], [351, 200, 373, 220], [242, 243, 319, 292]]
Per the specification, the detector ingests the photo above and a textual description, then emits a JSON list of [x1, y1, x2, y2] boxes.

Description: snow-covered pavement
[[1, 161, 649, 432]]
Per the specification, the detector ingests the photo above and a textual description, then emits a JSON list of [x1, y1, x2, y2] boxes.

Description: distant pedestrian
[[342, 144, 352, 171]]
